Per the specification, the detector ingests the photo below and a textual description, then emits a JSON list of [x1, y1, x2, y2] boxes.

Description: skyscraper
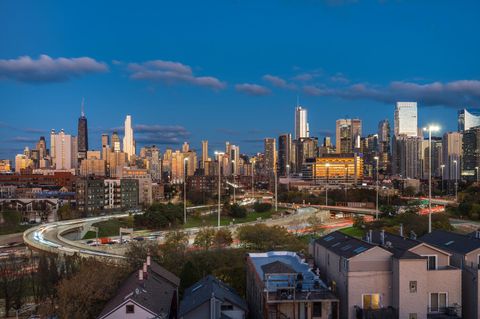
[[295, 106, 309, 139], [462, 126, 480, 180], [50, 129, 56, 167], [442, 132, 462, 180], [278, 134, 292, 177], [335, 119, 362, 153], [201, 140, 208, 168], [458, 108, 480, 132], [378, 119, 391, 173], [53, 129, 78, 170], [112, 131, 121, 152], [123, 115, 136, 160], [36, 136, 47, 159], [77, 100, 88, 161], [264, 138, 276, 175], [394, 102, 418, 137]]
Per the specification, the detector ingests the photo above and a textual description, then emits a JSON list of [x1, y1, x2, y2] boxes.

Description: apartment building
[[311, 230, 461, 319], [421, 230, 480, 319], [246, 251, 339, 319]]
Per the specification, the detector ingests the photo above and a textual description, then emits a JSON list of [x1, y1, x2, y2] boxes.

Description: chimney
[[380, 230, 385, 246], [476, 230, 480, 239], [368, 230, 373, 243], [138, 269, 143, 281], [146, 255, 151, 266], [399, 224, 404, 237]]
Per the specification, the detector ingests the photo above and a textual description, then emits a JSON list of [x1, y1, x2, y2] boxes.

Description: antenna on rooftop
[[81, 97, 85, 117]]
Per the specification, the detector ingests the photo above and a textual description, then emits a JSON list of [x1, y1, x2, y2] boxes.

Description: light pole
[[374, 156, 379, 220], [274, 166, 278, 212], [476, 166, 479, 184], [424, 125, 440, 233], [215, 151, 224, 229], [232, 160, 236, 204], [453, 159, 458, 202], [440, 164, 445, 195], [251, 159, 255, 200], [183, 157, 189, 225], [325, 163, 330, 206]]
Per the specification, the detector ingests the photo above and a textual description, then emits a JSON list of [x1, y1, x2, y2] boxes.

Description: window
[[362, 294, 380, 310], [426, 255, 437, 270], [430, 293, 447, 312], [409, 281, 417, 293], [409, 314, 417, 319], [126, 304, 134, 314], [313, 302, 322, 317]]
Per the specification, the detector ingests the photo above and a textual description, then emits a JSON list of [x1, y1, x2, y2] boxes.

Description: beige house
[[311, 230, 462, 319], [421, 230, 480, 319]]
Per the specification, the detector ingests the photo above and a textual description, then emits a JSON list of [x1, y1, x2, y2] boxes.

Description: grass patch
[[183, 209, 283, 228], [83, 217, 134, 239], [340, 226, 365, 238]]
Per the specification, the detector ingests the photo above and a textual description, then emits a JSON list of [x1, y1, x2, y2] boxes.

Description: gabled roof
[[179, 275, 247, 317], [261, 260, 296, 274], [98, 261, 179, 319], [420, 230, 480, 255], [315, 231, 377, 259]]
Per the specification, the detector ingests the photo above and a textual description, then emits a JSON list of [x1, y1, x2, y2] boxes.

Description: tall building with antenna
[[123, 115, 136, 160], [77, 98, 88, 161]]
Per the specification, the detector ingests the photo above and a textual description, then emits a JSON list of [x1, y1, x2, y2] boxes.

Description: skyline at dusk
[[1, 0, 480, 159]]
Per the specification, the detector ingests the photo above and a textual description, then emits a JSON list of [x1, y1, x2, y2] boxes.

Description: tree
[[159, 230, 189, 271], [229, 204, 247, 218], [213, 228, 233, 248], [253, 202, 272, 213], [56, 259, 128, 319], [237, 224, 305, 251], [134, 203, 183, 229], [57, 204, 78, 220], [194, 227, 216, 250], [0, 253, 28, 317]]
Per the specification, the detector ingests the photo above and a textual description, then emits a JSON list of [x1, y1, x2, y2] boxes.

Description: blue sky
[[1, 0, 479, 160]]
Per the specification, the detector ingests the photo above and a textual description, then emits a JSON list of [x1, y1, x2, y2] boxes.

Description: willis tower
[[77, 98, 88, 161]]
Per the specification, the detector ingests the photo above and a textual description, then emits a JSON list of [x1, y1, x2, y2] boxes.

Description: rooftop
[[420, 229, 480, 255], [98, 260, 179, 319], [315, 231, 376, 259], [179, 275, 247, 317]]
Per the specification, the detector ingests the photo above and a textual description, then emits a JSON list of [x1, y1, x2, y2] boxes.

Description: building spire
[[81, 97, 85, 117], [296, 95, 300, 107]]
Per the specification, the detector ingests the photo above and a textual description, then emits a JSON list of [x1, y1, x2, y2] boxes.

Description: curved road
[[23, 203, 379, 260]]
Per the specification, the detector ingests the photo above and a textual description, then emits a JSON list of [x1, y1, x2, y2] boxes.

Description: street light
[[423, 125, 440, 233], [476, 166, 479, 184], [453, 159, 458, 202], [183, 157, 189, 225], [215, 151, 224, 229], [325, 163, 330, 206], [251, 159, 255, 200], [374, 156, 379, 220], [231, 160, 236, 204], [440, 164, 445, 194]]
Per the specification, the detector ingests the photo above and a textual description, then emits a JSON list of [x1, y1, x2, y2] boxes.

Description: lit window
[[362, 294, 380, 310]]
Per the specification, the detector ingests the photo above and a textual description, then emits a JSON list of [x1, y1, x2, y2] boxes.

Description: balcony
[[354, 306, 397, 319], [427, 306, 461, 318]]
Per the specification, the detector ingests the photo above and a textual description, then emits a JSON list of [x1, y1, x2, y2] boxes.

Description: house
[[98, 257, 180, 319], [246, 251, 339, 319], [311, 230, 462, 319], [421, 229, 480, 319], [179, 275, 247, 319]]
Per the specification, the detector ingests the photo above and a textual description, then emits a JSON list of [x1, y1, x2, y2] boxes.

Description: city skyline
[[1, 1, 480, 159]]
